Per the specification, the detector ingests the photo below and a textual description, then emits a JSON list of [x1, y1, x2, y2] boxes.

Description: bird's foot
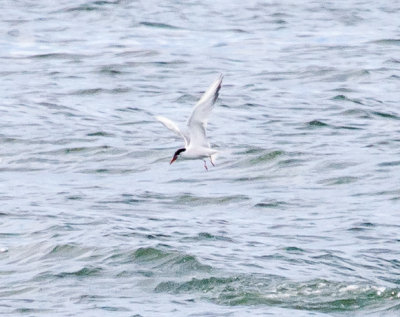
[[210, 157, 215, 167], [203, 160, 208, 171]]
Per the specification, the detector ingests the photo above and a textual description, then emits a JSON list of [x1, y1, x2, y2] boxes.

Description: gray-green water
[[1, 1, 400, 316]]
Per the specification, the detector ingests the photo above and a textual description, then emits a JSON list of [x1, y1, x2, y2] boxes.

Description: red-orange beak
[[170, 155, 178, 165]]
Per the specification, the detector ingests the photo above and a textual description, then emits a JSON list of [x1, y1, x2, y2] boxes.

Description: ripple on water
[[70, 87, 131, 95], [318, 176, 359, 186], [306, 120, 330, 128], [55, 266, 103, 278], [173, 193, 250, 206], [155, 274, 400, 312], [232, 150, 285, 168], [254, 200, 289, 209], [371, 39, 400, 46], [41, 244, 92, 260], [124, 247, 212, 276], [181, 232, 235, 243], [371, 111, 400, 120], [139, 21, 182, 30], [331, 94, 363, 104], [97, 246, 400, 314]]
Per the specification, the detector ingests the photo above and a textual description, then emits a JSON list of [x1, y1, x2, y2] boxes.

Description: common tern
[[156, 74, 223, 170]]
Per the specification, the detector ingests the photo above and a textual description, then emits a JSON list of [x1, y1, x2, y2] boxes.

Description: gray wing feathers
[[186, 74, 223, 147], [154, 74, 223, 149], [155, 115, 189, 147]]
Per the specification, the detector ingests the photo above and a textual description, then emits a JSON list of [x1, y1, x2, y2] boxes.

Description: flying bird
[[155, 74, 223, 170]]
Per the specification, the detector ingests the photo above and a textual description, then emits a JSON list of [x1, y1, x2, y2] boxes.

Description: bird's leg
[[210, 156, 215, 167], [203, 160, 208, 171]]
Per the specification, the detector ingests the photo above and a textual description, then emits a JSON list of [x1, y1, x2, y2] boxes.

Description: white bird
[[155, 74, 223, 170]]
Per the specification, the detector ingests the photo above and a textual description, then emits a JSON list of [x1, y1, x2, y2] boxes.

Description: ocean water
[[1, 1, 400, 316]]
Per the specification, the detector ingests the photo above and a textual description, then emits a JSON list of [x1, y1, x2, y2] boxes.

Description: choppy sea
[[1, 1, 400, 316]]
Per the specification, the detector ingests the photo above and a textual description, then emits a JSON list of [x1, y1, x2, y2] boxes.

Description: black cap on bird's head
[[170, 148, 186, 165]]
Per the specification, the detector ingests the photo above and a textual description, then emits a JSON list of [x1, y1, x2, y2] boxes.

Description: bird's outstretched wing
[[186, 74, 223, 148], [155, 115, 189, 147]]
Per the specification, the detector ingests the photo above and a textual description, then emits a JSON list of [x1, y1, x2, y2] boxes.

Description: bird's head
[[170, 148, 186, 165]]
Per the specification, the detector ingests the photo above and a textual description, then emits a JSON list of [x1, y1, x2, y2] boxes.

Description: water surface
[[1, 1, 400, 316]]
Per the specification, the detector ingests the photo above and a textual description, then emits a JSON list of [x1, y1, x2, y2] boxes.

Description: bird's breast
[[181, 147, 217, 159]]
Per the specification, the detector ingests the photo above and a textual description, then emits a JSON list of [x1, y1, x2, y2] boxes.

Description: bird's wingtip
[[215, 73, 223, 87], [155, 115, 169, 125]]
